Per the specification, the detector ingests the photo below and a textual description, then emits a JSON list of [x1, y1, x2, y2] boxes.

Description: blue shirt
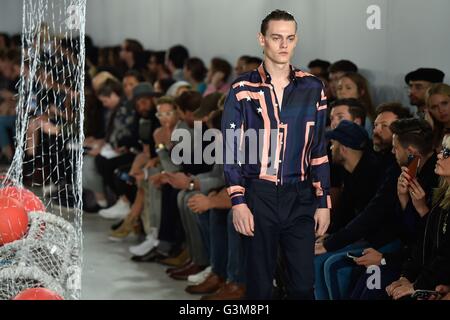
[[222, 63, 331, 208]]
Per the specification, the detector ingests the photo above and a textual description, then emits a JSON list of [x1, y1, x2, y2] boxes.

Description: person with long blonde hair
[[425, 83, 450, 152], [387, 134, 450, 300]]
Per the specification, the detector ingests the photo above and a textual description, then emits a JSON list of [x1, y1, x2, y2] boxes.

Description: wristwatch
[[156, 143, 166, 152], [188, 179, 195, 191], [380, 257, 387, 266]]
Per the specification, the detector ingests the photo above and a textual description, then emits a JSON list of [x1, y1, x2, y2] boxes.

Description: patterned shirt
[[222, 63, 331, 208]]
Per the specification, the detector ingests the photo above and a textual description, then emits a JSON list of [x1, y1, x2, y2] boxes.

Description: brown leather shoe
[[158, 248, 190, 267], [201, 282, 245, 300], [170, 263, 207, 281], [185, 273, 225, 294], [166, 259, 192, 274]]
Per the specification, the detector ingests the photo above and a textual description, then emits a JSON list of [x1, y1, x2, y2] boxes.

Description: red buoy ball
[[0, 186, 45, 212], [0, 196, 29, 245], [13, 288, 63, 300]]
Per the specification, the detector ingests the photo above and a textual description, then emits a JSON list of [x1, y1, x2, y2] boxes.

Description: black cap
[[325, 120, 369, 150], [132, 82, 162, 102], [405, 68, 445, 84]]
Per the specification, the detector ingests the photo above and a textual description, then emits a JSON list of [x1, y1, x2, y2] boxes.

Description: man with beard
[[404, 68, 445, 118], [314, 102, 411, 300]]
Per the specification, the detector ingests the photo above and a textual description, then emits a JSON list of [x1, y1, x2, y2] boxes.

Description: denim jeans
[[314, 242, 367, 300], [316, 240, 401, 300], [197, 209, 246, 284]]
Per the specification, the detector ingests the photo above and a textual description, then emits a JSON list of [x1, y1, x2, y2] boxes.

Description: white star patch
[[230, 123, 236, 129], [239, 81, 245, 87], [257, 107, 263, 113], [259, 90, 264, 96], [246, 96, 251, 101]]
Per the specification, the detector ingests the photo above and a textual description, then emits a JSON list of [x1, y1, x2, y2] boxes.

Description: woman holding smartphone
[[386, 135, 450, 300]]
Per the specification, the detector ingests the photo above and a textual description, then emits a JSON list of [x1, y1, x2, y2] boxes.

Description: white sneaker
[[187, 266, 212, 284], [98, 199, 130, 220], [129, 234, 159, 256]]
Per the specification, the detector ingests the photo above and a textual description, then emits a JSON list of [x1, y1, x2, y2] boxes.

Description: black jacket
[[324, 152, 400, 252], [402, 195, 450, 289], [328, 149, 383, 233]]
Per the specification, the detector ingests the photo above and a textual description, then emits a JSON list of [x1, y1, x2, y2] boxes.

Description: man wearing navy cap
[[324, 120, 381, 234], [405, 68, 445, 117]]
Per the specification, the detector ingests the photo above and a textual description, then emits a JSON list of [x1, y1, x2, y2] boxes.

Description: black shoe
[[131, 248, 168, 263], [83, 204, 105, 214], [111, 219, 124, 230]]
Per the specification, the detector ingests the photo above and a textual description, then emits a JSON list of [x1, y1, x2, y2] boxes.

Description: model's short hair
[[260, 10, 297, 36], [390, 118, 434, 156]]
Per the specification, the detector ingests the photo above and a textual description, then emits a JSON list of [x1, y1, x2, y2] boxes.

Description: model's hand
[[232, 204, 254, 237], [314, 208, 330, 236]]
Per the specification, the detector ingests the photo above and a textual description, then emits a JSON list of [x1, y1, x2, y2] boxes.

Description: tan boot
[[158, 248, 190, 267], [108, 215, 137, 241]]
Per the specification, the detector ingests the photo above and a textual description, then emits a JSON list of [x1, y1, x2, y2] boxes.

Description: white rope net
[[1, 0, 86, 300]]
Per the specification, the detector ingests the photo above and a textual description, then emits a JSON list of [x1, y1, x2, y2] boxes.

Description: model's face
[[373, 111, 397, 152], [428, 93, 450, 125], [330, 105, 354, 129], [408, 80, 431, 107], [336, 77, 359, 99], [259, 20, 297, 65]]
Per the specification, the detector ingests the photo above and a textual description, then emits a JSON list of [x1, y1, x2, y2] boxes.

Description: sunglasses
[[440, 147, 450, 159], [156, 110, 176, 119]]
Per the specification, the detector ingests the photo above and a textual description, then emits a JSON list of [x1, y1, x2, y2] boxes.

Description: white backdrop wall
[[1, 0, 449, 106]]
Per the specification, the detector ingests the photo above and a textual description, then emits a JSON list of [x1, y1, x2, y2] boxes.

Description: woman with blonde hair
[[386, 135, 450, 300], [425, 83, 450, 152]]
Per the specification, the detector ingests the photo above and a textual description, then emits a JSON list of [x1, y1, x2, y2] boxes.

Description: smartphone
[[347, 251, 363, 259], [115, 170, 136, 185], [406, 155, 420, 180], [411, 290, 441, 300]]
